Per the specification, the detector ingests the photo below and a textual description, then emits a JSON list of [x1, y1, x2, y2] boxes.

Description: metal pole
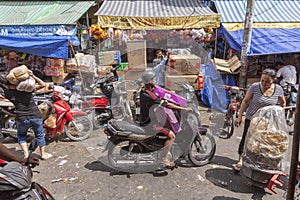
[[238, 0, 255, 88], [287, 96, 300, 199]]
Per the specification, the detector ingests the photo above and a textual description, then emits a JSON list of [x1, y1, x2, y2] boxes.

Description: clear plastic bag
[[243, 105, 289, 173]]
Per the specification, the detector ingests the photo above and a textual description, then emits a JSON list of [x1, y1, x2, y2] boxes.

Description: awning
[[220, 24, 300, 56], [214, 0, 300, 55], [214, 0, 300, 24], [0, 1, 95, 59], [95, 0, 220, 30], [0, 1, 95, 25]]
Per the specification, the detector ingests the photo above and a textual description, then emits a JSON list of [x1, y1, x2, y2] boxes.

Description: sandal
[[41, 153, 53, 160], [160, 161, 175, 168], [232, 163, 242, 172]]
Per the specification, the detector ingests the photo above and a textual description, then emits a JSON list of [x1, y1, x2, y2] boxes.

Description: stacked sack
[[6, 65, 36, 92]]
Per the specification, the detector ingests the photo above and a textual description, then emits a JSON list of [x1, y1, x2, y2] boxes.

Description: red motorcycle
[[40, 90, 93, 141]]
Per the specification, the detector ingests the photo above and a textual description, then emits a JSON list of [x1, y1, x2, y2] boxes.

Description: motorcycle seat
[[112, 120, 146, 135]]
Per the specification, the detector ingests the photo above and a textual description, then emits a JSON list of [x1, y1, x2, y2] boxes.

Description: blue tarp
[[0, 25, 80, 59], [201, 62, 227, 112], [220, 24, 300, 56]]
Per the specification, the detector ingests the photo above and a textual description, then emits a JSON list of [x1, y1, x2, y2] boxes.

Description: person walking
[[0, 71, 52, 160], [232, 68, 286, 172]]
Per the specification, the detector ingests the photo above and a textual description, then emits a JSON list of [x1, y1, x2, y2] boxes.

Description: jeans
[[16, 118, 46, 147]]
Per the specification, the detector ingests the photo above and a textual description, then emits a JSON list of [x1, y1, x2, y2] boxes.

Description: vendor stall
[[212, 0, 300, 85]]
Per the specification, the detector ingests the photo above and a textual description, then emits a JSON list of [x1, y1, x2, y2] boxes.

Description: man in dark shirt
[[139, 71, 192, 167], [0, 71, 51, 160]]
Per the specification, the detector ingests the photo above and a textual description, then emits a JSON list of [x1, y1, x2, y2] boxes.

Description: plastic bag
[[6, 65, 29, 85], [16, 77, 36, 92], [243, 105, 289, 173], [44, 113, 57, 128]]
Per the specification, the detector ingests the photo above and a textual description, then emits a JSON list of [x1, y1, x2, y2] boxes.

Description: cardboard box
[[98, 50, 121, 66], [168, 55, 200, 75], [213, 55, 242, 74], [165, 74, 198, 91], [126, 40, 147, 71]]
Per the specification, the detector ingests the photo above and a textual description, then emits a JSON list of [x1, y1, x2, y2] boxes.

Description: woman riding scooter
[[139, 71, 192, 168]]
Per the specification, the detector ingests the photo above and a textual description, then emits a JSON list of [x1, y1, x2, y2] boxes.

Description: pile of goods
[[6, 65, 36, 92], [243, 105, 289, 172]]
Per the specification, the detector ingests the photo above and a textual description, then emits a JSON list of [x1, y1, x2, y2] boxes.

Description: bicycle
[[219, 85, 246, 139]]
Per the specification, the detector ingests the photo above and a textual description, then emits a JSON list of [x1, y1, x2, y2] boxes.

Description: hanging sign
[[0, 25, 77, 37]]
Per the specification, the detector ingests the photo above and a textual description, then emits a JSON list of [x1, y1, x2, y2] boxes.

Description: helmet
[[141, 71, 155, 84]]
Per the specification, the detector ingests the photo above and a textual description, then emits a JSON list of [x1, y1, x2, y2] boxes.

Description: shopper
[[0, 71, 52, 160], [233, 68, 286, 172], [153, 51, 170, 88], [275, 61, 297, 87]]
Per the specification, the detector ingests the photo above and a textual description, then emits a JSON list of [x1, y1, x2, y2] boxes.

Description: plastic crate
[[118, 62, 128, 71]]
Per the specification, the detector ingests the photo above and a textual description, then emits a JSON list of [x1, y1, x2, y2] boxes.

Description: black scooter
[[0, 139, 55, 199], [103, 107, 215, 174]]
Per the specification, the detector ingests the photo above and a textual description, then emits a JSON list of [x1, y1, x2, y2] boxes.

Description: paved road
[[1, 106, 292, 200]]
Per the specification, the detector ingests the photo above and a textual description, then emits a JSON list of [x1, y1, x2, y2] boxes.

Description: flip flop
[[232, 163, 242, 172], [41, 153, 53, 160]]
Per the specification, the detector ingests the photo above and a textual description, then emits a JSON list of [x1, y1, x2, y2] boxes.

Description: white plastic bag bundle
[[243, 105, 289, 172], [16, 77, 36, 92]]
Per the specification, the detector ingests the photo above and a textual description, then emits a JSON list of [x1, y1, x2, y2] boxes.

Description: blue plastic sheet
[[201, 63, 227, 112], [220, 24, 300, 56]]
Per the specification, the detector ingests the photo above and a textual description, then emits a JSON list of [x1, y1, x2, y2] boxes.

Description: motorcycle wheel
[[188, 132, 216, 166], [219, 110, 235, 139], [108, 140, 143, 170], [64, 115, 93, 141]]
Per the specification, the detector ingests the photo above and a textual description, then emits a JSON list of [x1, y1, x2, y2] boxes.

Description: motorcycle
[[0, 99, 35, 141], [282, 82, 298, 127], [0, 139, 55, 199], [130, 78, 144, 123], [40, 90, 93, 141], [103, 84, 215, 173]]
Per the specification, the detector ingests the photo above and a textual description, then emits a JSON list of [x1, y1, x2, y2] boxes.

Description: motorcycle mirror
[[29, 138, 38, 152]]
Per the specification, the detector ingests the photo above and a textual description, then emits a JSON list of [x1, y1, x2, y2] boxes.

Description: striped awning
[[214, 0, 300, 23], [95, 0, 220, 30], [0, 1, 95, 25]]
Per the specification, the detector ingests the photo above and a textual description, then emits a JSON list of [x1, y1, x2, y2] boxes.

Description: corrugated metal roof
[[214, 0, 300, 23], [0, 1, 95, 25], [95, 0, 217, 17]]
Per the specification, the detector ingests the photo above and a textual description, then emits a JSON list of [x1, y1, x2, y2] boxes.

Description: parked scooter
[[282, 82, 298, 127], [41, 89, 93, 141], [0, 139, 55, 199]]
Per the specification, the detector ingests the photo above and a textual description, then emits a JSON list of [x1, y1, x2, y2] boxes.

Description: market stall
[[212, 0, 300, 85], [94, 0, 221, 92], [0, 1, 95, 84]]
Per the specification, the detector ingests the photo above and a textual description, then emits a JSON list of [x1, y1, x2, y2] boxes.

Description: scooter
[[42, 90, 93, 141], [103, 105, 215, 174], [0, 139, 55, 199], [282, 82, 298, 127]]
